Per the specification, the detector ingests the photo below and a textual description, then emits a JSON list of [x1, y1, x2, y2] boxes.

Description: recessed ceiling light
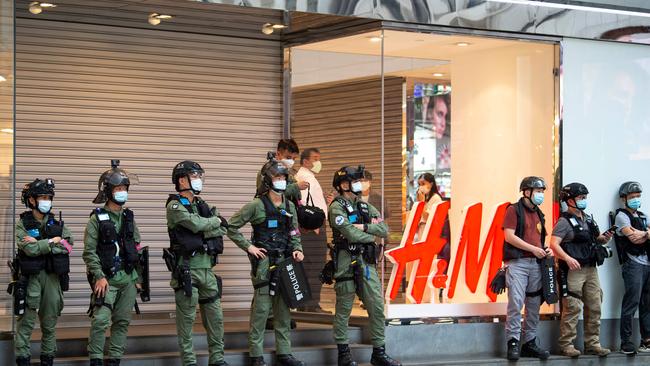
[[433, 73, 444, 77], [0, 76, 6, 82], [271, 24, 287, 29], [455, 42, 470, 47], [262, 23, 287, 35], [40, 2, 56, 7], [29, 2, 56, 14], [1, 128, 14, 134]]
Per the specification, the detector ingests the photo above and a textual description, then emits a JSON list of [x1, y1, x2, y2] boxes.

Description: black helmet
[[257, 159, 289, 196], [333, 165, 365, 194], [560, 182, 589, 201], [172, 160, 205, 193], [619, 181, 642, 197], [21, 178, 55, 209], [519, 176, 546, 191], [93, 160, 134, 204]]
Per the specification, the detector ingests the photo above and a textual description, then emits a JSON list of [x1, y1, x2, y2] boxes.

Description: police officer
[[256, 139, 309, 205], [503, 177, 551, 361], [614, 181, 650, 355], [227, 160, 305, 366], [83, 161, 144, 366], [328, 166, 400, 366], [165, 160, 228, 366], [13, 179, 73, 366], [549, 183, 612, 357]]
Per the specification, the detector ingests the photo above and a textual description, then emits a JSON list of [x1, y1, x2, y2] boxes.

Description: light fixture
[[148, 13, 173, 26], [487, 0, 650, 18], [261, 23, 287, 35], [1, 128, 14, 134], [455, 42, 470, 47], [29, 2, 55, 14], [433, 73, 444, 77], [0, 76, 6, 82], [368, 35, 383, 42]]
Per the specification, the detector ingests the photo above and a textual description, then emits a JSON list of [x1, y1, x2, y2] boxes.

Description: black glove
[[218, 215, 229, 229], [489, 267, 507, 295]]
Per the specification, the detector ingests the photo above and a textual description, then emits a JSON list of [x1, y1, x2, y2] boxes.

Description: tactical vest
[[166, 194, 223, 257], [331, 197, 372, 247], [251, 195, 292, 251], [18, 211, 69, 275], [93, 208, 138, 277], [559, 212, 599, 266], [615, 208, 650, 257], [503, 198, 547, 261]]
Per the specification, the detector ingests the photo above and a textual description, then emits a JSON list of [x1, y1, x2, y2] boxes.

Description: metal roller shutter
[[291, 77, 404, 304], [15, 10, 283, 315]]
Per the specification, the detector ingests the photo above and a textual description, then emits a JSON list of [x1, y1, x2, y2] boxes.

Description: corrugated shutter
[[291, 77, 404, 304], [15, 13, 283, 315]]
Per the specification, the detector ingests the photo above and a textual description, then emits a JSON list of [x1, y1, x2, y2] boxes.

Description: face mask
[[361, 181, 370, 192], [575, 199, 587, 210], [532, 192, 544, 206], [272, 179, 287, 192], [628, 197, 642, 210], [280, 159, 295, 169], [37, 200, 52, 214], [113, 191, 128, 204], [351, 181, 363, 194], [419, 185, 431, 195], [190, 178, 203, 194], [310, 160, 322, 174]]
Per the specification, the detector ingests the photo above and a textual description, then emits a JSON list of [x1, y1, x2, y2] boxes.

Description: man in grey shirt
[[550, 183, 612, 358], [613, 181, 650, 355]]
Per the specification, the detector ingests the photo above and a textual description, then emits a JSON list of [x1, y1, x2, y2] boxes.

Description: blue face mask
[[190, 178, 203, 194], [113, 191, 128, 204], [37, 200, 52, 214], [576, 199, 588, 210], [628, 197, 642, 210], [532, 192, 544, 206]]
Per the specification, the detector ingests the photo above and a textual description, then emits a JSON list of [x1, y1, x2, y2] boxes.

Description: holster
[[11, 276, 28, 316], [557, 262, 569, 298], [361, 243, 377, 265], [180, 261, 193, 297]]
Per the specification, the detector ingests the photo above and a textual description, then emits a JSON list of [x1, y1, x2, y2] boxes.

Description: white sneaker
[[639, 340, 650, 353]]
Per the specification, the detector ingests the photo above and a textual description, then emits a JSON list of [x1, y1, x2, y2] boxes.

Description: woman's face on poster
[[427, 96, 448, 139]]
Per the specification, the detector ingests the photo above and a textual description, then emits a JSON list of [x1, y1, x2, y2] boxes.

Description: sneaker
[[621, 341, 637, 355], [521, 338, 550, 360], [639, 339, 650, 353], [561, 345, 581, 358], [584, 345, 610, 357], [506, 338, 520, 361]]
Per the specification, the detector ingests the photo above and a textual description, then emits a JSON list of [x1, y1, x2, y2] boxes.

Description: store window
[[289, 29, 559, 318], [0, 0, 15, 331]]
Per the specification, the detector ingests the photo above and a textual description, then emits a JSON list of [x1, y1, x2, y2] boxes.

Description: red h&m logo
[[384, 201, 509, 303]]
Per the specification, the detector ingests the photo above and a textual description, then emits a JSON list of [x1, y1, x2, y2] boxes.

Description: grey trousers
[[506, 257, 542, 343]]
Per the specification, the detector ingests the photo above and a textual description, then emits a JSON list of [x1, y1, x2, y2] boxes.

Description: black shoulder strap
[[514, 201, 525, 239], [122, 208, 135, 240], [168, 194, 194, 213], [94, 207, 109, 221]]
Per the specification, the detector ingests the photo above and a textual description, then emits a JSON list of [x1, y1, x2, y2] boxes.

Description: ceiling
[[295, 30, 551, 81]]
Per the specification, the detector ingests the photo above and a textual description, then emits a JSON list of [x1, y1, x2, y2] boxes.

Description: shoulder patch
[[335, 215, 345, 226]]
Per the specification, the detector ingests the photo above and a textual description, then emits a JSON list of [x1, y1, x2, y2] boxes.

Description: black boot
[[507, 338, 520, 361], [15, 356, 30, 366], [370, 346, 401, 366], [40, 354, 54, 366], [520, 338, 549, 360], [106, 359, 121, 366], [338, 344, 358, 366], [277, 354, 305, 366], [249, 356, 267, 366], [89, 359, 103, 366]]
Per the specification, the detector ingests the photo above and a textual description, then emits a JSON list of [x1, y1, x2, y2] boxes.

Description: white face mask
[[310, 160, 322, 174], [280, 159, 295, 169], [113, 191, 128, 204], [272, 179, 287, 192], [190, 178, 203, 194], [419, 185, 431, 195], [37, 200, 52, 214], [351, 181, 363, 194]]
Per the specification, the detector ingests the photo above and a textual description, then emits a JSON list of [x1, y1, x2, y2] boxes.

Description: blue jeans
[[620, 260, 650, 343]]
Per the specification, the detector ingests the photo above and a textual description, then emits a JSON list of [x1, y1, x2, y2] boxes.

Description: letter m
[[447, 202, 509, 302]]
